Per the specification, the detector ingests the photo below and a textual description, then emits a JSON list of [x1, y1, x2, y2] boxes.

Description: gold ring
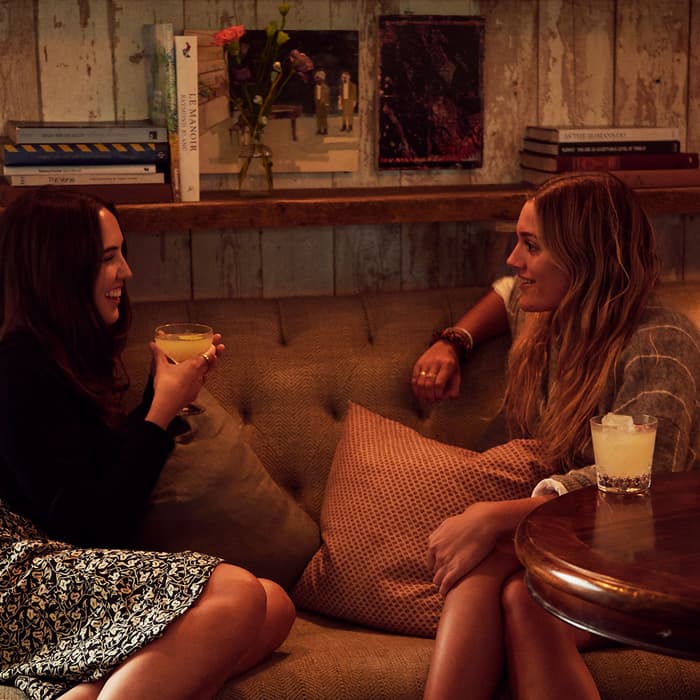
[[201, 353, 211, 365], [420, 370, 427, 377], [426, 372, 437, 379]]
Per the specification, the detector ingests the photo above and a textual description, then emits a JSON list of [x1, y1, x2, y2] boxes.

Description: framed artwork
[[192, 29, 360, 174], [378, 15, 485, 170]]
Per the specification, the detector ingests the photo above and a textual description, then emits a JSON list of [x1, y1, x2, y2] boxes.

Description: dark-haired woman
[[412, 172, 700, 699], [0, 188, 294, 700]]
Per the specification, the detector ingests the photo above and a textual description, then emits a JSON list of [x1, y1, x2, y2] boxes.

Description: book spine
[[608, 168, 700, 188], [3, 163, 157, 175], [559, 152, 698, 170], [4, 172, 165, 186], [526, 126, 682, 143], [523, 139, 681, 156], [0, 182, 174, 206], [174, 35, 200, 202], [144, 23, 180, 201], [1, 142, 169, 166], [8, 126, 167, 144]]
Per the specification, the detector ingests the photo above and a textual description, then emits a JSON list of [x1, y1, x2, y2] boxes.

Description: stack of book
[[0, 119, 173, 204], [520, 126, 700, 188]]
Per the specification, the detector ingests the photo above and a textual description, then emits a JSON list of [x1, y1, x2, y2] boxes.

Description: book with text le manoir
[[522, 138, 681, 156], [5, 120, 167, 144], [144, 22, 180, 201], [519, 150, 699, 173], [524, 125, 682, 144], [174, 35, 200, 202], [0, 141, 169, 166]]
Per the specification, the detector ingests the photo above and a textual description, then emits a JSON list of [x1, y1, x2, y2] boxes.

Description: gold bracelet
[[431, 326, 474, 361]]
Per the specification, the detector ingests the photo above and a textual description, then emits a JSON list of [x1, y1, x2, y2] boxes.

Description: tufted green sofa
[[2, 283, 698, 700]]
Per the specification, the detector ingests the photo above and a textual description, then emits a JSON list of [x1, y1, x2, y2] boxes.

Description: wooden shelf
[[3, 185, 699, 233], [115, 184, 700, 233]]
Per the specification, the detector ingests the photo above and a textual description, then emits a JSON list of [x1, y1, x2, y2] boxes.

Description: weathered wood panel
[[191, 228, 262, 298], [37, 0, 115, 121], [615, 0, 689, 137], [261, 226, 334, 297], [0, 0, 41, 127], [334, 224, 401, 294], [538, 0, 614, 126], [126, 230, 193, 301]]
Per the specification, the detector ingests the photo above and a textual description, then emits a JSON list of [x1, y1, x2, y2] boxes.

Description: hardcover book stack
[[520, 126, 700, 188], [0, 119, 173, 204]]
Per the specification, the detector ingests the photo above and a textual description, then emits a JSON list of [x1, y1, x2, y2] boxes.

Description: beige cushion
[[292, 402, 554, 637], [134, 388, 320, 590]]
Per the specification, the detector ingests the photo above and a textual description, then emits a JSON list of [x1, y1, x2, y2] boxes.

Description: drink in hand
[[590, 413, 657, 494], [154, 323, 213, 362], [154, 323, 214, 416]]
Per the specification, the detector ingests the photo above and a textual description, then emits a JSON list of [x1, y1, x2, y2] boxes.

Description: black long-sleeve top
[[0, 331, 174, 547]]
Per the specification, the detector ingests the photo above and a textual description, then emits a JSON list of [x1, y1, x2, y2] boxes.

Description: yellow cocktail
[[154, 323, 213, 362], [590, 414, 657, 494]]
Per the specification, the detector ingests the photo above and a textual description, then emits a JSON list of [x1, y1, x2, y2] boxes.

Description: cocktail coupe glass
[[154, 322, 213, 416]]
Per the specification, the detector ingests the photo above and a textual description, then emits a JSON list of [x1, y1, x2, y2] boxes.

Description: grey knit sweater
[[503, 280, 700, 492]]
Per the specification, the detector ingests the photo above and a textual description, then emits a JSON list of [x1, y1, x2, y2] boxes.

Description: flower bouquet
[[214, 3, 315, 194]]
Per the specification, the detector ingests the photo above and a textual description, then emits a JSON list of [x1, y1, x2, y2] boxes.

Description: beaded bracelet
[[430, 326, 474, 362]]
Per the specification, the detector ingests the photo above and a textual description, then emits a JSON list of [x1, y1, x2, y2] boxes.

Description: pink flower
[[213, 24, 245, 47]]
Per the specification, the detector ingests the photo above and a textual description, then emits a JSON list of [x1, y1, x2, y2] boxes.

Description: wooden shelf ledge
[[4, 184, 699, 233]]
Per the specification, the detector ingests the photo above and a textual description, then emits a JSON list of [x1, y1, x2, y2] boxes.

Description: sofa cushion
[[133, 388, 320, 590], [292, 402, 554, 637]]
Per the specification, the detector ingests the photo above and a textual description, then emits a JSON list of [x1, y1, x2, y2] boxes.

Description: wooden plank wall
[[1, 0, 699, 301]]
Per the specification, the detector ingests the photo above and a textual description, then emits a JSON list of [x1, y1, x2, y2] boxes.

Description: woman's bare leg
[[423, 547, 521, 700], [56, 564, 294, 700], [502, 572, 601, 700]]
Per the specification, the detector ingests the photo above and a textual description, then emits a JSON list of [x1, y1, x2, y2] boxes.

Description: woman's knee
[[260, 578, 296, 644], [501, 572, 538, 625], [198, 564, 268, 629]]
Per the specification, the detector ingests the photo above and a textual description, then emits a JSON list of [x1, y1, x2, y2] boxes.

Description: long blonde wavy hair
[[503, 172, 661, 469]]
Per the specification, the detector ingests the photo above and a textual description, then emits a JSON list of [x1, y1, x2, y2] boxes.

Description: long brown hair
[[503, 172, 661, 468], [0, 187, 132, 421]]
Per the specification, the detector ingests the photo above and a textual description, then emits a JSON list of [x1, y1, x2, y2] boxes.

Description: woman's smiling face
[[93, 208, 132, 326], [506, 199, 570, 312]]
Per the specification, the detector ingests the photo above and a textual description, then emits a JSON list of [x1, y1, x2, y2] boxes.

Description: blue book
[[1, 141, 169, 166]]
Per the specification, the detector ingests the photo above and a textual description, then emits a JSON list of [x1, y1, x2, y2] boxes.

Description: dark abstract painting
[[378, 15, 484, 170]]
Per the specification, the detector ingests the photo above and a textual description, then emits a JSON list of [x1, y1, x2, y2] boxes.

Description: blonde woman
[[412, 172, 700, 700]]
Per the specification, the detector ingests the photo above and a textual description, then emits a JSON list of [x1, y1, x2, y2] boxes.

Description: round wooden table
[[515, 471, 700, 659]]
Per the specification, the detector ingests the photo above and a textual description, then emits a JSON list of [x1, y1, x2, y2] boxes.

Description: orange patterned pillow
[[292, 402, 554, 638]]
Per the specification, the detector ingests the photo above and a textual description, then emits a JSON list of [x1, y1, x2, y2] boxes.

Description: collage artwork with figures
[[195, 28, 360, 175]]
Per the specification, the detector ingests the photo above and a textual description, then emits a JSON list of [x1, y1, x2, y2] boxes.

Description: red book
[[520, 150, 699, 173], [521, 166, 700, 188]]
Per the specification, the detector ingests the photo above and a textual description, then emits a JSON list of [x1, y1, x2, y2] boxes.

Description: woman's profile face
[[507, 200, 569, 312], [93, 208, 132, 326]]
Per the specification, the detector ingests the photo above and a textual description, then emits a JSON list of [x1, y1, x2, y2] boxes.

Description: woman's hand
[[427, 501, 506, 596], [146, 333, 226, 429], [427, 496, 553, 596], [411, 340, 461, 403]]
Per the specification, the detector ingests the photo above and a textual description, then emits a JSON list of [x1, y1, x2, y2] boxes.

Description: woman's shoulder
[[637, 301, 700, 342], [624, 301, 700, 365]]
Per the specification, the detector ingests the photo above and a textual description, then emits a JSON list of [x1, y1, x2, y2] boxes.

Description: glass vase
[[238, 142, 274, 197]]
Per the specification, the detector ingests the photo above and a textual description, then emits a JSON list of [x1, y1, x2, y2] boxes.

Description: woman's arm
[[539, 310, 700, 494], [412, 287, 511, 403], [0, 336, 172, 546]]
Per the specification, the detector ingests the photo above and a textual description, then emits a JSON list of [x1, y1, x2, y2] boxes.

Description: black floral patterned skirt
[[0, 502, 221, 699]]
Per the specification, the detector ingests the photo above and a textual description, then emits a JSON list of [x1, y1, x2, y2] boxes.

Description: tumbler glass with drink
[[590, 413, 658, 494]]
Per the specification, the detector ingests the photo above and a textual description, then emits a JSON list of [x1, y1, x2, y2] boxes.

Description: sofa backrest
[[124, 282, 700, 523]]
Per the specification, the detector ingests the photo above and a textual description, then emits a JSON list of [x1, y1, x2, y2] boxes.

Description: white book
[[524, 125, 682, 144], [3, 163, 157, 175], [174, 35, 200, 202], [4, 172, 165, 186]]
